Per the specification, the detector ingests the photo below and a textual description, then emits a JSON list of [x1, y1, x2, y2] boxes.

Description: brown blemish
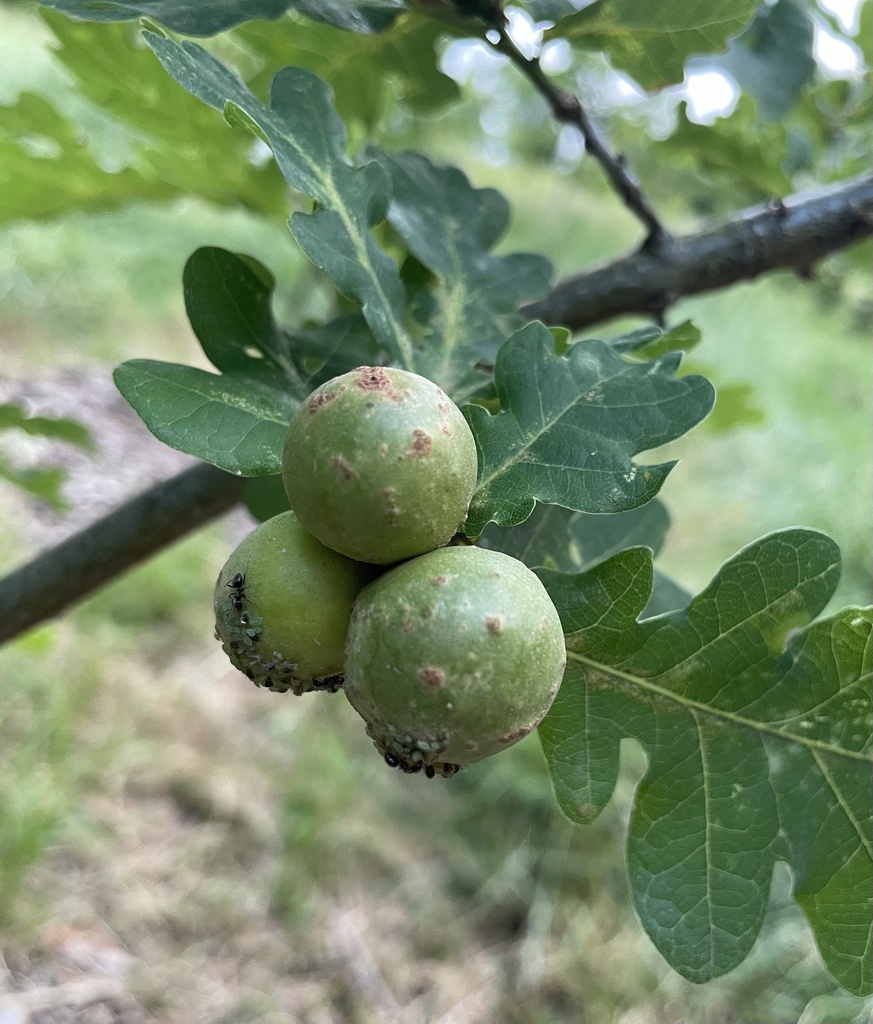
[[332, 456, 357, 481], [407, 429, 432, 458], [437, 400, 450, 414], [441, 422, 453, 436], [378, 443, 388, 457], [499, 724, 534, 744], [464, 740, 478, 751], [431, 576, 448, 587], [485, 615, 503, 635], [308, 389, 339, 414], [354, 366, 403, 401], [419, 667, 445, 690]]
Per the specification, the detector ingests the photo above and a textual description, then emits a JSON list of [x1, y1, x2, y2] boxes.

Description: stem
[[491, 24, 669, 247], [522, 173, 873, 330], [0, 463, 245, 644]]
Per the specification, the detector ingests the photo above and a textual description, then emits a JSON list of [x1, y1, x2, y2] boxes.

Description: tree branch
[[1, 174, 870, 648], [522, 173, 873, 330], [490, 22, 669, 247], [0, 463, 245, 645]]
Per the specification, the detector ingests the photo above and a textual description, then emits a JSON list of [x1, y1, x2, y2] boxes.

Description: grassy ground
[[1, 7, 872, 1022]]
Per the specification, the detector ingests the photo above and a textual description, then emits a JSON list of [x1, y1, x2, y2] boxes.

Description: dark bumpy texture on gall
[[343, 545, 567, 774], [282, 366, 478, 565], [214, 511, 372, 694]]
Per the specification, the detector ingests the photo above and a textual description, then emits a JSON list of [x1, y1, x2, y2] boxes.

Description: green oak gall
[[214, 511, 372, 694], [282, 366, 478, 564], [343, 545, 567, 776]]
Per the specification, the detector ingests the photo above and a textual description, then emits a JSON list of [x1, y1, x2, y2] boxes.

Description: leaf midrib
[[567, 650, 873, 765]]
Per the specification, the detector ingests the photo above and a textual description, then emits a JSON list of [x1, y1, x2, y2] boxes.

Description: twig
[[0, 462, 245, 644], [522, 172, 873, 330], [0, 175, 870, 648], [490, 23, 669, 247]]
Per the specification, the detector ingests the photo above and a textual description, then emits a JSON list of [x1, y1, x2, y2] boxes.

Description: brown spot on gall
[[499, 724, 533, 744], [464, 740, 478, 751], [485, 616, 503, 635], [378, 444, 388, 457], [354, 366, 404, 401], [441, 422, 453, 436], [431, 576, 448, 587], [332, 456, 357, 481], [419, 667, 446, 689], [407, 429, 432, 458], [308, 389, 339, 414]]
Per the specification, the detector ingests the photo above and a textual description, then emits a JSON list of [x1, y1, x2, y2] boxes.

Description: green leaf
[[722, 0, 815, 121], [183, 247, 385, 395], [659, 97, 793, 197], [609, 320, 701, 359], [478, 497, 670, 571], [183, 247, 306, 393], [287, 1, 404, 34], [0, 404, 94, 450], [462, 322, 715, 536], [553, 0, 760, 90], [538, 531, 872, 993], [237, 15, 457, 130], [478, 497, 689, 618], [376, 150, 553, 397], [0, 91, 171, 225], [145, 35, 414, 367], [287, 314, 385, 389], [38, 0, 404, 35], [113, 360, 297, 475], [0, 459, 68, 510], [0, 13, 288, 227]]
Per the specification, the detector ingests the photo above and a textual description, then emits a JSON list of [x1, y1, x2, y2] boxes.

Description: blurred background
[[0, 0, 871, 1021]]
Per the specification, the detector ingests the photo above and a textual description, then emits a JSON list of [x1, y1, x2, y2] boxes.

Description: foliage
[[1, 0, 871, 1004], [0, 402, 93, 508]]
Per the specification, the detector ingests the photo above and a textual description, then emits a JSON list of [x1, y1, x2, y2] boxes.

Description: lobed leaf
[[0, 91, 172, 225], [478, 497, 689, 618], [538, 530, 872, 993], [113, 360, 297, 475], [608, 320, 701, 359], [376, 150, 552, 397], [462, 322, 715, 536], [0, 13, 288, 227], [145, 34, 414, 367], [721, 0, 816, 122], [551, 0, 760, 91], [237, 14, 458, 129], [478, 497, 669, 571], [659, 97, 793, 197], [38, 0, 404, 35]]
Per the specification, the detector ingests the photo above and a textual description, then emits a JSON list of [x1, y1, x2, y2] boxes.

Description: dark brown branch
[[522, 173, 873, 330], [491, 23, 669, 246], [0, 463, 245, 644], [1, 175, 870, 648]]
